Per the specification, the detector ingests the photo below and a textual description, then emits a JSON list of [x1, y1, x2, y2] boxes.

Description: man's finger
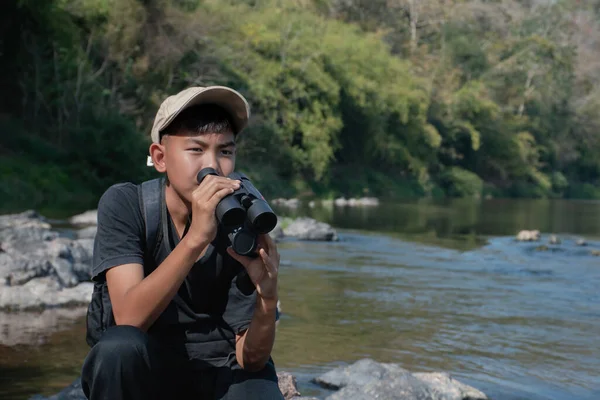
[[259, 248, 277, 277], [262, 234, 280, 264]]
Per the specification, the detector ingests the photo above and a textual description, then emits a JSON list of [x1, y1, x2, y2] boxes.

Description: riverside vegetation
[[3, 0, 600, 213]]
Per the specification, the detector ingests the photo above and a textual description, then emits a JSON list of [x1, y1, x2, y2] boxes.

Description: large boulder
[[69, 210, 98, 226], [516, 230, 540, 242], [272, 198, 301, 209], [314, 359, 488, 400], [333, 197, 379, 207], [0, 211, 94, 310], [283, 218, 338, 241]]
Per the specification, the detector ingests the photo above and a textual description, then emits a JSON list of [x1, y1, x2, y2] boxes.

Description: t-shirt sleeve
[[91, 182, 145, 281]]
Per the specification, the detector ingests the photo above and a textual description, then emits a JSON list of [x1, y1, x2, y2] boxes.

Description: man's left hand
[[227, 234, 279, 299]]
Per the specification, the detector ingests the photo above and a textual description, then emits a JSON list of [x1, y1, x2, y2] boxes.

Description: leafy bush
[[439, 167, 483, 198]]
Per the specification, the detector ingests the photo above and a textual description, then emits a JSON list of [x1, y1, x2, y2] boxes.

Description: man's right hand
[[185, 174, 240, 249]]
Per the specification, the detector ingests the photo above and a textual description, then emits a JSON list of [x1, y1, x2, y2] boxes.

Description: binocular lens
[[230, 229, 257, 256], [216, 196, 246, 227], [247, 201, 278, 234]]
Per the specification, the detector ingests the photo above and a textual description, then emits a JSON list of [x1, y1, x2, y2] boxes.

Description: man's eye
[[222, 149, 234, 156], [189, 148, 203, 152]]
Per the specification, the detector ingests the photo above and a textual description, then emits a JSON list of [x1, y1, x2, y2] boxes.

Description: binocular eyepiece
[[197, 168, 278, 257]]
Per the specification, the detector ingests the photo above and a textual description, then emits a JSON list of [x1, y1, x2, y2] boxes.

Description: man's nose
[[204, 152, 221, 175]]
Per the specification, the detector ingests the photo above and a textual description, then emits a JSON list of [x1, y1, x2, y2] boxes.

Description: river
[[1, 198, 599, 399]]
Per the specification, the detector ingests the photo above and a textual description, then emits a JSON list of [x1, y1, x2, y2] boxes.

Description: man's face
[[159, 130, 237, 203]]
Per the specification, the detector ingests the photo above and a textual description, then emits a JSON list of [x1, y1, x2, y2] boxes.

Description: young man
[[81, 86, 284, 400]]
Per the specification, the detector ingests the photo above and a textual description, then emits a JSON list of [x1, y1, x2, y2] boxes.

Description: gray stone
[[0, 277, 93, 310], [516, 230, 540, 241], [271, 218, 285, 241], [314, 359, 488, 400], [413, 372, 488, 400], [332, 197, 379, 207], [314, 358, 410, 390], [284, 218, 338, 241], [272, 198, 301, 209], [0, 211, 94, 310], [76, 226, 97, 239], [69, 210, 98, 226], [278, 372, 301, 399]]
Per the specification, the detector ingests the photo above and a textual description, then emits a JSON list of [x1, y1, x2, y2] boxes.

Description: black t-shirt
[[92, 182, 257, 368]]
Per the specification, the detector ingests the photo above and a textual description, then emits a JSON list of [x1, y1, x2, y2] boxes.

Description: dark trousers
[[81, 325, 284, 400]]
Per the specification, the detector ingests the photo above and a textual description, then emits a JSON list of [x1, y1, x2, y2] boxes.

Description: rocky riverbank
[[30, 358, 488, 400]]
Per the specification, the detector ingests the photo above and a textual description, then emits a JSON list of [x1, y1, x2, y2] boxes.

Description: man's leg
[[215, 358, 284, 400], [81, 325, 192, 400]]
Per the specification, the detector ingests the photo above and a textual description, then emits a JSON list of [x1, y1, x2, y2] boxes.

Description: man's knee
[[218, 360, 284, 400], [82, 325, 152, 374]]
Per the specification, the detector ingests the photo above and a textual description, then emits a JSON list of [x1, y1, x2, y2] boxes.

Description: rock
[[333, 197, 379, 207], [334, 197, 348, 207], [69, 210, 98, 226], [314, 358, 488, 400], [349, 197, 379, 207], [413, 372, 488, 400], [278, 372, 301, 398], [76, 226, 97, 239], [30, 372, 315, 400], [272, 198, 300, 209], [516, 230, 540, 241], [576, 238, 587, 246], [0, 211, 94, 310], [271, 218, 286, 241], [0, 277, 93, 310], [590, 250, 600, 256], [535, 245, 549, 251], [284, 218, 338, 241], [549, 235, 561, 245], [313, 358, 410, 390]]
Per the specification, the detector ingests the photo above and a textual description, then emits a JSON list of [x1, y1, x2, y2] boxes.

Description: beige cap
[[147, 86, 250, 166], [150, 86, 250, 144]]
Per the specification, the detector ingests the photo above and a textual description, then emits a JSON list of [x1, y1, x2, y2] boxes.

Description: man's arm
[[227, 234, 280, 371], [234, 295, 278, 371], [106, 235, 207, 331]]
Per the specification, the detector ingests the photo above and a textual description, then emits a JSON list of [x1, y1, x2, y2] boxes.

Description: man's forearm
[[115, 236, 207, 330], [236, 295, 278, 371]]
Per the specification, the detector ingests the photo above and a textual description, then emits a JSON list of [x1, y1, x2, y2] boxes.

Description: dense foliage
[[2, 0, 600, 211]]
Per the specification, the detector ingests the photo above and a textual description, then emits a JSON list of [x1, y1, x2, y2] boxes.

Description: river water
[[1, 198, 599, 399]]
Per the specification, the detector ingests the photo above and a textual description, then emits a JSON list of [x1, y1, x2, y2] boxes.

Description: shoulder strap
[[138, 177, 164, 258]]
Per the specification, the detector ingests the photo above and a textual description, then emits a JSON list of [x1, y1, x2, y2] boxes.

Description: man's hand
[[227, 234, 279, 299], [229, 233, 280, 371], [186, 175, 240, 249]]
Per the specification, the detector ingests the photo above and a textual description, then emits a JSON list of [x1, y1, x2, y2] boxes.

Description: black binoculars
[[197, 168, 278, 257]]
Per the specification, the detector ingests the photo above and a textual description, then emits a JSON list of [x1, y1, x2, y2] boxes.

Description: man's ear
[[149, 142, 167, 173]]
